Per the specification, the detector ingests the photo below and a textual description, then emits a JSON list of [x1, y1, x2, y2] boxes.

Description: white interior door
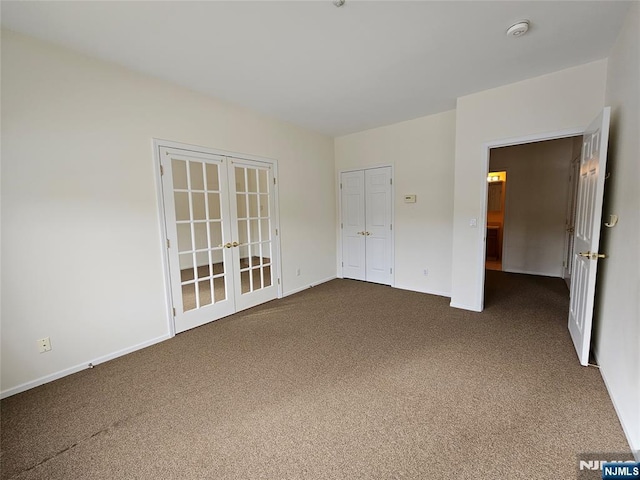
[[229, 159, 279, 312], [365, 167, 393, 285], [568, 107, 610, 366], [160, 147, 235, 333], [341, 170, 366, 281]]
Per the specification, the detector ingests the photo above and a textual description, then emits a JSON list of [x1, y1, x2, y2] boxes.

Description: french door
[[340, 167, 393, 285], [159, 145, 279, 333]]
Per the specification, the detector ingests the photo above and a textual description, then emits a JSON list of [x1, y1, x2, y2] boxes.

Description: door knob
[[566, 226, 575, 233], [365, 231, 371, 236], [232, 241, 239, 247]]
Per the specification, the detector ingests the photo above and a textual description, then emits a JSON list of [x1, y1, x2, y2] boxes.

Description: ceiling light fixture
[[333, 0, 346, 7], [506, 20, 530, 38]]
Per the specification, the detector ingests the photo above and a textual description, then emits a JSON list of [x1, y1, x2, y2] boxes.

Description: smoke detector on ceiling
[[506, 20, 530, 37]]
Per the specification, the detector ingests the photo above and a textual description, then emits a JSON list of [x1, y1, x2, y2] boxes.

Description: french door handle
[[217, 242, 232, 248], [357, 231, 365, 235], [232, 241, 239, 247], [578, 251, 606, 259]]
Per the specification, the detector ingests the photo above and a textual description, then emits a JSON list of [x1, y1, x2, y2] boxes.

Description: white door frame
[[337, 164, 395, 286], [478, 128, 584, 311], [152, 138, 283, 336]]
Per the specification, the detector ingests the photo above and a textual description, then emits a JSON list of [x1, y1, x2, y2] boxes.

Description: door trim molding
[[337, 164, 395, 287], [473, 127, 584, 312], [152, 138, 282, 335]]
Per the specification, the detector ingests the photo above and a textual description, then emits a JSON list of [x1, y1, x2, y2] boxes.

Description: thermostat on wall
[[404, 194, 417, 203]]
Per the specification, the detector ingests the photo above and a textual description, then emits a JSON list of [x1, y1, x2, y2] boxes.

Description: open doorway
[[485, 170, 507, 271], [483, 137, 582, 283]]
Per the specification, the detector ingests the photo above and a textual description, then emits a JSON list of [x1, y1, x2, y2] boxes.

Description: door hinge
[[273, 177, 277, 185], [172, 307, 176, 316], [341, 262, 344, 267], [390, 268, 393, 274], [275, 228, 278, 236], [390, 224, 392, 230], [167, 239, 170, 248], [390, 178, 393, 185], [341, 223, 343, 229], [340, 183, 343, 190], [160, 164, 164, 176], [277, 278, 280, 285]]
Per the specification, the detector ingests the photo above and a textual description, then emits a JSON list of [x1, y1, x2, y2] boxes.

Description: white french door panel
[[159, 143, 280, 333], [365, 167, 392, 285], [228, 159, 279, 312], [341, 170, 366, 281], [160, 147, 235, 333], [568, 107, 610, 366]]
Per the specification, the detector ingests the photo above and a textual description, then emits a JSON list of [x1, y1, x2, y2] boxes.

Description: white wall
[[450, 60, 608, 310], [335, 110, 456, 297], [597, 2, 640, 457], [490, 138, 573, 277], [1, 31, 336, 396]]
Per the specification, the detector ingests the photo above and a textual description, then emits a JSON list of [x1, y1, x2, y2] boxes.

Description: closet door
[[160, 147, 235, 333], [340, 167, 393, 285], [365, 167, 393, 285], [229, 159, 279, 312], [341, 170, 366, 281]]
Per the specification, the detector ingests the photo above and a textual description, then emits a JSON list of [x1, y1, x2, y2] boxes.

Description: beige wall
[[1, 31, 336, 395], [489, 138, 573, 277], [598, 2, 640, 456], [335, 110, 456, 297], [451, 60, 608, 310]]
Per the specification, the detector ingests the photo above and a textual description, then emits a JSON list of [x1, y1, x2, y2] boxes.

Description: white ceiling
[[1, 1, 631, 137]]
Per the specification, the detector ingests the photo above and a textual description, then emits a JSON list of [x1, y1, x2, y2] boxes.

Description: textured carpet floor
[[0, 272, 631, 479]]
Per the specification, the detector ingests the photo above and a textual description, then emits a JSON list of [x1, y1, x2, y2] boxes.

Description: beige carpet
[[0, 272, 632, 479]]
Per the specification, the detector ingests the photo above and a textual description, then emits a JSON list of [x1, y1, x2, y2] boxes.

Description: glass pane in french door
[[172, 158, 229, 312], [233, 165, 274, 296]]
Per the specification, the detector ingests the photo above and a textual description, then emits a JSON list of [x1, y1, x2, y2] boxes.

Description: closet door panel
[[365, 167, 392, 285], [341, 171, 366, 281]]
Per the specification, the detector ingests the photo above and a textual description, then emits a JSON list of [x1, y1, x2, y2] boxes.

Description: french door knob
[[232, 241, 239, 247], [578, 251, 606, 259], [218, 242, 233, 248]]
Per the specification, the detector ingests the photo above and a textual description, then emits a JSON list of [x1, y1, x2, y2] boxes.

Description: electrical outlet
[[423, 269, 429, 276], [37, 337, 51, 353]]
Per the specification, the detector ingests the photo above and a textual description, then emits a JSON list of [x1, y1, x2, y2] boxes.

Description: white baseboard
[[394, 283, 451, 299], [501, 267, 561, 278], [595, 355, 640, 460], [449, 301, 482, 312], [282, 276, 337, 298], [0, 333, 172, 399]]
